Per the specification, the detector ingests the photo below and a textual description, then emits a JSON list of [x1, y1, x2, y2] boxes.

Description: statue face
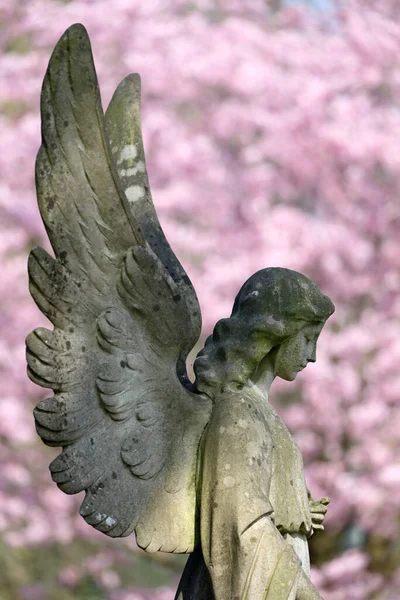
[[273, 323, 324, 381]]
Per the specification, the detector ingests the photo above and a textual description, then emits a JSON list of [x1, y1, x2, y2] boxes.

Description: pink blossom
[[1, 0, 399, 597]]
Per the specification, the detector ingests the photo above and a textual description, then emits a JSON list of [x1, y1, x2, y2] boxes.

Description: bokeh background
[[1, 0, 400, 598]]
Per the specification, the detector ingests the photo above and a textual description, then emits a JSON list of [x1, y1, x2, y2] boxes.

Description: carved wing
[[26, 24, 211, 553], [104, 71, 202, 387]]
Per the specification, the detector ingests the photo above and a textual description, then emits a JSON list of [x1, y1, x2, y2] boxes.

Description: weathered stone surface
[[27, 24, 334, 600], [27, 22, 210, 551]]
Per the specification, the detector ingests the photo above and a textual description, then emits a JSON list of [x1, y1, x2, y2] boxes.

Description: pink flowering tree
[[0, 0, 399, 598]]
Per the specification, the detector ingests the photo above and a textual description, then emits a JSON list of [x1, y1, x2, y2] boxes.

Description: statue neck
[[248, 351, 276, 397]]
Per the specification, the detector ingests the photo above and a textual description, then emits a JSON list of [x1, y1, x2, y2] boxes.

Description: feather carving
[[27, 23, 211, 552]]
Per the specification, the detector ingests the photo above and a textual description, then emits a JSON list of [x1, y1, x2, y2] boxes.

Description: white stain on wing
[[105, 516, 117, 527], [117, 144, 138, 165], [125, 185, 145, 203], [119, 161, 146, 178]]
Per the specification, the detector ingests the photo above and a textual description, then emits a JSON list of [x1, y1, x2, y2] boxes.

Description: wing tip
[[49, 23, 89, 60], [108, 73, 142, 111], [48, 23, 93, 76], [62, 23, 89, 45], [28, 245, 51, 264], [124, 72, 141, 87]]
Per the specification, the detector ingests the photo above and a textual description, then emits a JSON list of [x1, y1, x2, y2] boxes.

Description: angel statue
[[26, 24, 335, 600]]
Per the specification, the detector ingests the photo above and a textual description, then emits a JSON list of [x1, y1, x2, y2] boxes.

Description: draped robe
[[176, 386, 313, 600]]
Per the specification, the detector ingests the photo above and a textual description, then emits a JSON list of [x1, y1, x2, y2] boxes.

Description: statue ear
[[249, 329, 277, 352], [252, 343, 277, 370]]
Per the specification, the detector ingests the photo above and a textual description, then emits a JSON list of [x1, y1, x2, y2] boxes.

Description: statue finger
[[312, 524, 325, 534], [312, 513, 325, 523], [310, 504, 327, 514]]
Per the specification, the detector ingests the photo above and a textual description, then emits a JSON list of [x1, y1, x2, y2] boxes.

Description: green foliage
[[0, 538, 184, 599]]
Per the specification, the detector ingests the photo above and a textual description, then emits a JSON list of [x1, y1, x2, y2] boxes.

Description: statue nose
[[307, 344, 317, 363], [308, 349, 316, 362]]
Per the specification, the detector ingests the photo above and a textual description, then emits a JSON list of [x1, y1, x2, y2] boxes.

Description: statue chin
[[284, 374, 297, 382], [276, 369, 298, 382]]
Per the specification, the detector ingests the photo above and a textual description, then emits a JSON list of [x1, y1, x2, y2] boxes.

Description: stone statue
[[26, 24, 335, 599]]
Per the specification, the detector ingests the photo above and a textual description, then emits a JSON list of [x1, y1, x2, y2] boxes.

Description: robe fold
[[176, 386, 313, 600]]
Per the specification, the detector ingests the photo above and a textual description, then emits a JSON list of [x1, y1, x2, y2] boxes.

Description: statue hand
[[309, 496, 330, 535]]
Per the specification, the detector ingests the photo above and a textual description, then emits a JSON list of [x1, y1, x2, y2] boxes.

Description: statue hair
[[194, 268, 335, 399]]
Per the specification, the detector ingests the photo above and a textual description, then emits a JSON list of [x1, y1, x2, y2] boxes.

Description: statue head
[[194, 267, 334, 397]]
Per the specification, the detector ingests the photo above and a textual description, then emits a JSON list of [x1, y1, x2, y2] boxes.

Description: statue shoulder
[[208, 387, 260, 425], [202, 388, 273, 467]]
